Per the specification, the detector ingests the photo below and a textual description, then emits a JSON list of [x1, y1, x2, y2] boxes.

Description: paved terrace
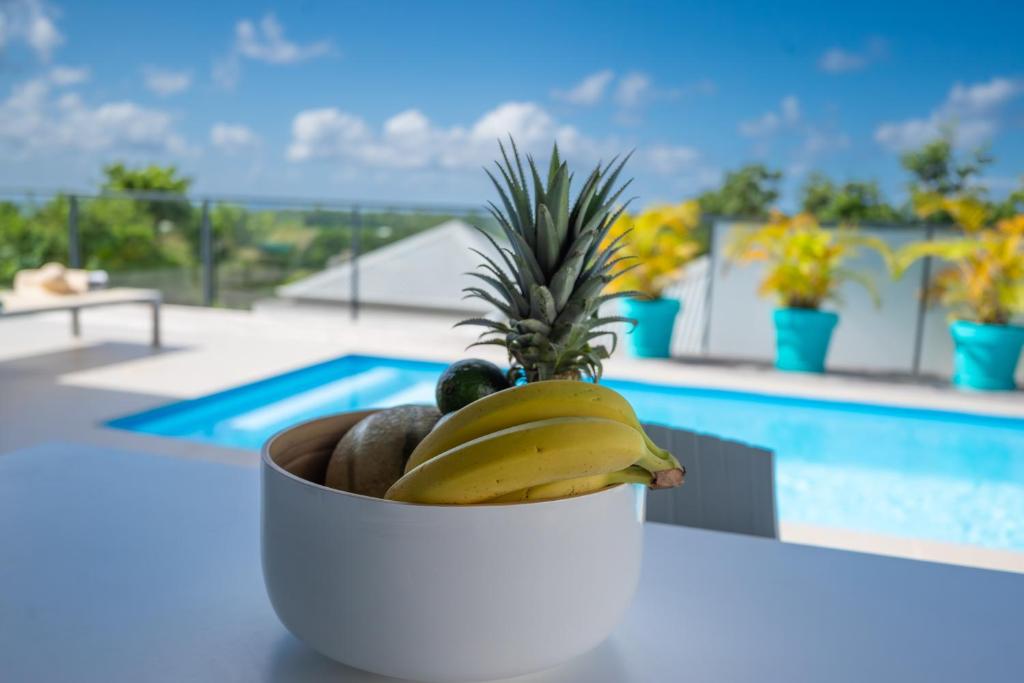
[[2, 301, 1023, 574]]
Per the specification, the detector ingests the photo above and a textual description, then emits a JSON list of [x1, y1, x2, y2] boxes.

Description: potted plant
[[894, 195, 1024, 390], [261, 141, 684, 681], [726, 212, 889, 373], [602, 202, 702, 357]]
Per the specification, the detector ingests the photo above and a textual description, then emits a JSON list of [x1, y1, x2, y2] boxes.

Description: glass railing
[[0, 192, 70, 286], [0, 189, 495, 311], [0, 187, 956, 377], [210, 199, 495, 310], [76, 195, 203, 305]]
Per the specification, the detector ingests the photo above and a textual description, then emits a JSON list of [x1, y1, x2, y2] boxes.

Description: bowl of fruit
[[261, 142, 684, 682]]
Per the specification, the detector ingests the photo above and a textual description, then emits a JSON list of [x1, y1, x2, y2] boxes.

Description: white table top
[[1, 442, 1021, 683]]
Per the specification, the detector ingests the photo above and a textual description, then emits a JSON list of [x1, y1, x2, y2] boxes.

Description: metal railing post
[[700, 220, 716, 354], [910, 224, 936, 376], [350, 207, 361, 321], [200, 200, 215, 306], [67, 195, 81, 268]]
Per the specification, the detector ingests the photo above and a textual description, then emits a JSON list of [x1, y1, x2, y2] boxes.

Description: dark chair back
[[643, 423, 777, 539]]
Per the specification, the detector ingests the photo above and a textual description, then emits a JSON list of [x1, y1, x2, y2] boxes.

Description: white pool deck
[[2, 301, 1023, 573]]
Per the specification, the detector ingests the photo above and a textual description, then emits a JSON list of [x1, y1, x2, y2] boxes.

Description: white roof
[[277, 219, 504, 313]]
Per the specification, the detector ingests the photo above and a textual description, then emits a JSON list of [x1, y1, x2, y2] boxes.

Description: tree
[[900, 132, 997, 225], [799, 172, 904, 224], [102, 163, 192, 195], [64, 164, 200, 272], [900, 134, 992, 198], [0, 200, 67, 283], [800, 173, 836, 218], [101, 162, 194, 229], [992, 181, 1024, 220], [698, 164, 782, 219]]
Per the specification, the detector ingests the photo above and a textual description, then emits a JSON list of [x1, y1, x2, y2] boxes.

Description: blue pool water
[[109, 354, 1024, 551]]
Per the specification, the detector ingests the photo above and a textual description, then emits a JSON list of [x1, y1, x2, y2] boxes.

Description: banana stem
[[633, 433, 685, 490], [651, 467, 685, 489]]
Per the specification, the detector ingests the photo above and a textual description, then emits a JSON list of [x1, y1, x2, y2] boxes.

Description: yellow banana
[[488, 466, 653, 503], [406, 380, 677, 474], [386, 417, 661, 505]]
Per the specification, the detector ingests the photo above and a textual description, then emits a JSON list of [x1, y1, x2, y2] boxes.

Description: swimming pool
[[109, 354, 1024, 551]]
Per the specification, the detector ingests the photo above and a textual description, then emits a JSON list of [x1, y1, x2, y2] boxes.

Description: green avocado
[[436, 359, 511, 414]]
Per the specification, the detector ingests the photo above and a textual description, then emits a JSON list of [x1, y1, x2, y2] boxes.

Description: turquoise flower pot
[[773, 308, 839, 373], [950, 320, 1024, 391], [622, 297, 681, 358]]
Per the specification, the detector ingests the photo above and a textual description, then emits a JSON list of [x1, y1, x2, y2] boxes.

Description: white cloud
[[470, 102, 564, 147], [612, 71, 691, 125], [49, 65, 89, 86], [213, 13, 332, 90], [740, 111, 781, 137], [781, 95, 801, 124], [819, 48, 866, 74], [287, 100, 700, 180], [637, 145, 718, 196], [819, 37, 888, 74], [552, 70, 614, 106], [365, 109, 437, 168], [288, 101, 580, 168], [211, 56, 240, 90], [947, 78, 1021, 113], [288, 108, 371, 163], [0, 0, 63, 61], [384, 109, 431, 138], [801, 128, 851, 156], [142, 67, 192, 97], [739, 95, 848, 171], [0, 77, 189, 157], [615, 72, 652, 108], [874, 76, 1024, 150], [875, 119, 940, 151], [739, 95, 801, 137], [643, 144, 701, 174], [210, 123, 259, 153], [235, 13, 331, 64], [65, 103, 186, 153]]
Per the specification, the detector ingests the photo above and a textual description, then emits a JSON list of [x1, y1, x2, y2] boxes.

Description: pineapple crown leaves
[[457, 137, 639, 382]]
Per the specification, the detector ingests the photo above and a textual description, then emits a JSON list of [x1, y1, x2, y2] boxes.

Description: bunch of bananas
[[384, 381, 684, 505]]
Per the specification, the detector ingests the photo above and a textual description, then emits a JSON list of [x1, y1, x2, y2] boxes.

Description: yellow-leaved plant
[[893, 195, 1024, 325], [602, 201, 702, 299], [726, 212, 890, 309]]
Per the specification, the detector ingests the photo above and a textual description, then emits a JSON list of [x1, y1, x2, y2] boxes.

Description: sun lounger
[[0, 287, 162, 347]]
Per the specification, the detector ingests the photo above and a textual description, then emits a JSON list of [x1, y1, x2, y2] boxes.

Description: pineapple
[[459, 139, 638, 382]]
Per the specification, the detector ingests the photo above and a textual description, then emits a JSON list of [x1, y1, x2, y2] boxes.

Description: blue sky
[[1, 0, 1023, 208]]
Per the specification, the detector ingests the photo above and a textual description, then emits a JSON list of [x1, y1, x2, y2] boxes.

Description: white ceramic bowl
[[261, 410, 646, 682]]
